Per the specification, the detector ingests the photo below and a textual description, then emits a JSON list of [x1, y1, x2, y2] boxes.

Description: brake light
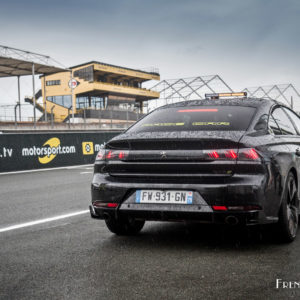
[[204, 148, 260, 161], [107, 203, 118, 208], [96, 149, 106, 160], [225, 150, 238, 159], [212, 206, 227, 211], [92, 201, 118, 208], [177, 109, 218, 112], [118, 151, 126, 159], [242, 148, 259, 160], [95, 149, 129, 161], [208, 151, 219, 159], [106, 151, 115, 159]]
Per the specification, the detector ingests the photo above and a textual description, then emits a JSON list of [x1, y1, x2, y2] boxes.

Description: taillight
[[106, 151, 115, 159], [212, 205, 228, 211], [118, 151, 127, 159], [225, 150, 238, 160], [240, 148, 259, 160], [228, 205, 261, 211], [208, 151, 219, 159], [213, 205, 262, 211], [95, 149, 129, 161], [92, 201, 118, 208], [204, 148, 260, 161], [96, 149, 106, 161], [107, 203, 118, 208]]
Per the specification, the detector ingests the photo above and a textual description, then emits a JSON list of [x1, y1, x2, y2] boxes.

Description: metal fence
[[243, 84, 300, 113], [0, 103, 36, 122], [0, 102, 141, 131], [147, 75, 233, 112]]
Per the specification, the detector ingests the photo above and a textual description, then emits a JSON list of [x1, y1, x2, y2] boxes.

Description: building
[[28, 61, 160, 125]]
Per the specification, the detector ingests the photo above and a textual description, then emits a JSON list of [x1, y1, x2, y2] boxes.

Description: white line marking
[[80, 171, 93, 174], [0, 164, 93, 176], [0, 210, 89, 233]]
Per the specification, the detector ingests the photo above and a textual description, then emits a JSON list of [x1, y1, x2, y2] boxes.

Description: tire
[[105, 216, 145, 235], [277, 172, 299, 242]]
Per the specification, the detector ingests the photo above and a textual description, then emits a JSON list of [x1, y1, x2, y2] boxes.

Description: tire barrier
[[0, 131, 122, 172]]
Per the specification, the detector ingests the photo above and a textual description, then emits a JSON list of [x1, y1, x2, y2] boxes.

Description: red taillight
[[205, 149, 238, 160], [242, 148, 259, 160], [177, 109, 218, 112], [96, 149, 106, 160], [95, 149, 129, 161], [204, 148, 260, 161], [225, 150, 238, 159], [208, 151, 219, 159], [106, 151, 115, 159], [212, 205, 227, 211], [118, 151, 126, 159], [92, 201, 118, 208], [107, 203, 118, 208]]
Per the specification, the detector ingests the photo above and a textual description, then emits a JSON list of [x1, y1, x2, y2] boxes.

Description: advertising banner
[[0, 131, 122, 172]]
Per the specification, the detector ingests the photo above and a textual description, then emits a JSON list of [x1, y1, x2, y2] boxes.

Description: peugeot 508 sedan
[[90, 94, 300, 242]]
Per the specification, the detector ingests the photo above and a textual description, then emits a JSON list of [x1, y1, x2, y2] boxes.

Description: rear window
[[128, 106, 256, 132]]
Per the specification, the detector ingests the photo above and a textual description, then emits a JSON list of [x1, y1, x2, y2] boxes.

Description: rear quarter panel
[[241, 133, 298, 217]]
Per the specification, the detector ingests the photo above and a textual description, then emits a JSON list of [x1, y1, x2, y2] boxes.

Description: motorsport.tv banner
[[0, 131, 121, 172]]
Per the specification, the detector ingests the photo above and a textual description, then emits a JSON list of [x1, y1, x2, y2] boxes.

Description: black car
[[90, 94, 300, 242]]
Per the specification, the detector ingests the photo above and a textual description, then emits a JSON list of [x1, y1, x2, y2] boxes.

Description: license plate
[[136, 190, 193, 204]]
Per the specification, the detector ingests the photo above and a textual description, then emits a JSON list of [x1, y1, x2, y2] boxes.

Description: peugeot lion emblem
[[160, 151, 167, 159]]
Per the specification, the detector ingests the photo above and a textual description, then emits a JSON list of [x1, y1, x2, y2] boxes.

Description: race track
[[0, 166, 299, 299]]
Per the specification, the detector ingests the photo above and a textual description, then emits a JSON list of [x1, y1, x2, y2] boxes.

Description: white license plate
[[136, 190, 193, 204]]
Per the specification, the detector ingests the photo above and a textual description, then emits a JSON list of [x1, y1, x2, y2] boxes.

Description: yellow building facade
[[39, 61, 160, 123]]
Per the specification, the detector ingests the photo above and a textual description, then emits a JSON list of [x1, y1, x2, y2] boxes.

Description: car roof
[[158, 97, 276, 110]]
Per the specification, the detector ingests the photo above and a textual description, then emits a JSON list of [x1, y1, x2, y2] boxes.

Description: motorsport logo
[[22, 137, 76, 164], [82, 142, 94, 155]]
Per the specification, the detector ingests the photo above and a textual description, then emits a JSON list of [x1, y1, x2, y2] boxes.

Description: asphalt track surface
[[1, 166, 300, 299]]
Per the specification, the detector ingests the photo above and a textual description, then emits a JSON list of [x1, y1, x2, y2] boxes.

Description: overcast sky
[[0, 0, 300, 110]]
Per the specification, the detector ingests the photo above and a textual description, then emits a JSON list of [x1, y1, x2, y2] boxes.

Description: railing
[[94, 81, 158, 94], [0, 104, 144, 130], [0, 103, 37, 122], [139, 67, 160, 75], [90, 61, 159, 76]]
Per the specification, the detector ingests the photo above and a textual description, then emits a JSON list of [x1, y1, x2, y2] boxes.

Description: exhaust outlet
[[225, 215, 239, 225]]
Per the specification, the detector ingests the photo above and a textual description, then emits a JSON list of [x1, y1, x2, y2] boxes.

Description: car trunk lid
[[104, 131, 245, 178]]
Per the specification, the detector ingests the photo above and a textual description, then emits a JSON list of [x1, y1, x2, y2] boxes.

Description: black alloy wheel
[[278, 172, 299, 242]]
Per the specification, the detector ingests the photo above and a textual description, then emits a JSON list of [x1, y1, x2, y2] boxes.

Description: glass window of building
[[46, 80, 61, 86], [47, 95, 72, 108]]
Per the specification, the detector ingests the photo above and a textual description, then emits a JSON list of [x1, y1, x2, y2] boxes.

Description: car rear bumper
[[90, 204, 263, 225], [91, 173, 273, 225]]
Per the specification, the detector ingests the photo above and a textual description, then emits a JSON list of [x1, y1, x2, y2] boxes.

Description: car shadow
[[102, 221, 294, 252]]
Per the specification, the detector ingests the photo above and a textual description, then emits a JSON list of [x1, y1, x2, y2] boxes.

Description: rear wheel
[[105, 216, 145, 235], [278, 172, 299, 242]]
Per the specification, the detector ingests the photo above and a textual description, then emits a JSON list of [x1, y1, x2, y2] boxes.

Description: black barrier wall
[[0, 131, 122, 172]]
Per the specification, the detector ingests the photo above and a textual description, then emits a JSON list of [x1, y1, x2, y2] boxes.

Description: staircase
[[24, 89, 44, 113], [24, 89, 52, 121]]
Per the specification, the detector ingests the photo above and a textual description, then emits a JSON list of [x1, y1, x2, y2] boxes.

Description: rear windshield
[[128, 106, 256, 132]]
